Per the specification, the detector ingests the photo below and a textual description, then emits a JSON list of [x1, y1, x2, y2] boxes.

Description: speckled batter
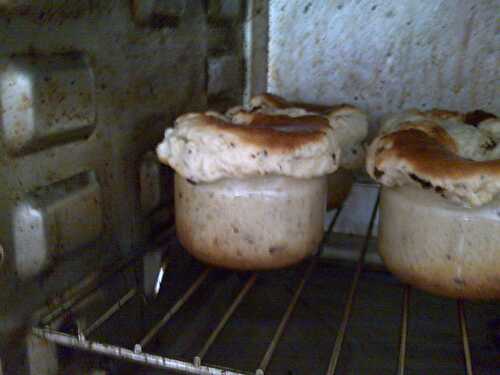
[[379, 186, 500, 299], [175, 174, 327, 270]]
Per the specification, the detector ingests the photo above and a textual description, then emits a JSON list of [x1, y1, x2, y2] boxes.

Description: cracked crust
[[157, 112, 340, 183], [230, 111, 330, 129], [229, 93, 368, 170], [249, 93, 335, 113], [367, 123, 500, 206]]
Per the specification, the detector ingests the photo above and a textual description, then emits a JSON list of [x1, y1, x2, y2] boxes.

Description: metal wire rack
[[33, 190, 478, 375]]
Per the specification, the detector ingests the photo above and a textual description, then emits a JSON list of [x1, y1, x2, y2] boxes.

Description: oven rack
[[33, 190, 476, 375]]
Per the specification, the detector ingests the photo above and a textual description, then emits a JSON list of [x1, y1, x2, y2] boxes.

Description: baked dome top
[[367, 109, 500, 206], [157, 111, 340, 183], [228, 93, 369, 170]]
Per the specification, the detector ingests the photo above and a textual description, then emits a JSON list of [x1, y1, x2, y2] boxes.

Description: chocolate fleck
[[374, 168, 384, 179], [269, 246, 285, 255], [376, 146, 385, 156], [434, 186, 444, 193], [480, 138, 497, 151], [464, 109, 496, 126], [409, 173, 432, 189]]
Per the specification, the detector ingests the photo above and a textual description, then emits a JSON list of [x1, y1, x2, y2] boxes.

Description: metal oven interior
[[0, 1, 498, 374]]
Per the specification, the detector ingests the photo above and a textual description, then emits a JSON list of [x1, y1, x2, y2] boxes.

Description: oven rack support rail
[[33, 190, 475, 375]]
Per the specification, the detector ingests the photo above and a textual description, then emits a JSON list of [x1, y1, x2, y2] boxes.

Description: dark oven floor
[[58, 247, 500, 375]]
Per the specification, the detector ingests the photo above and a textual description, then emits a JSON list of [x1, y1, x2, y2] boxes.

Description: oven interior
[[0, 1, 498, 374]]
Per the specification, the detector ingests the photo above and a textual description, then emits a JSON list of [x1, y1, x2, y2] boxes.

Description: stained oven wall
[[268, 0, 499, 235], [0, 1, 248, 373], [269, 0, 499, 122]]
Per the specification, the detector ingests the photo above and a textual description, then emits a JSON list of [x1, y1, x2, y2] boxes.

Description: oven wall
[[0, 1, 251, 373], [268, 0, 499, 124], [268, 0, 499, 236]]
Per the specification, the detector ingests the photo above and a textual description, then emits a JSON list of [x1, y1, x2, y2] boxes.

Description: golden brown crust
[[381, 108, 486, 135], [240, 94, 368, 171], [250, 93, 358, 115], [249, 93, 289, 109], [367, 122, 500, 206], [396, 121, 458, 153], [157, 112, 339, 182], [198, 113, 332, 153], [426, 108, 464, 121], [376, 128, 499, 179], [231, 110, 330, 128]]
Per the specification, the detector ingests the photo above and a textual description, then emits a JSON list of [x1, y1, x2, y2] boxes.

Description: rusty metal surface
[[0, 53, 96, 155], [33, 327, 248, 375], [0, 1, 245, 372], [0, 0, 200, 292], [12, 171, 103, 279], [268, 0, 499, 122]]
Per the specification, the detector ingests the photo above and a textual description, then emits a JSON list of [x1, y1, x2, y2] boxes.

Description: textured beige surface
[[157, 112, 339, 183], [230, 93, 369, 170], [175, 174, 327, 270], [379, 109, 435, 134], [325, 107, 368, 170], [368, 110, 500, 206], [228, 93, 366, 207], [379, 109, 500, 161], [367, 127, 500, 206], [379, 186, 500, 300], [479, 117, 500, 138]]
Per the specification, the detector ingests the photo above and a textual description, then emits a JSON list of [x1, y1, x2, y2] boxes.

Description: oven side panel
[[0, 1, 247, 373]]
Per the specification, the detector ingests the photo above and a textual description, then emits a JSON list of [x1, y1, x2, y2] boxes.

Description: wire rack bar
[[194, 273, 258, 365], [41, 277, 103, 327], [457, 300, 474, 375], [83, 288, 137, 337], [40, 226, 176, 326], [396, 285, 410, 375], [319, 207, 343, 256], [33, 327, 248, 375], [137, 268, 211, 351], [255, 259, 316, 375], [321, 248, 383, 268], [325, 192, 380, 375], [255, 207, 344, 375]]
